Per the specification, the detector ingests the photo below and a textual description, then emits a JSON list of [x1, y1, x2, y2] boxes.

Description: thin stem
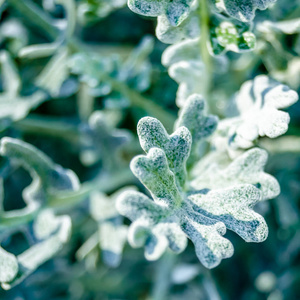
[[14, 115, 80, 144], [101, 74, 176, 130], [48, 168, 135, 210], [198, 0, 213, 112], [9, 0, 176, 130], [150, 251, 176, 300], [258, 136, 300, 154], [77, 82, 95, 121], [7, 0, 59, 40]]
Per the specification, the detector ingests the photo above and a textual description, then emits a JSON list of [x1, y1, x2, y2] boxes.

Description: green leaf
[[0, 137, 80, 205], [210, 18, 256, 54]]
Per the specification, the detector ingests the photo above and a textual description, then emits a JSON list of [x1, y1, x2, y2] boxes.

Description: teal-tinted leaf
[[235, 75, 298, 141], [0, 137, 80, 205], [80, 110, 132, 169], [2, 210, 72, 290], [211, 0, 277, 22], [0, 51, 46, 130], [189, 184, 268, 242]]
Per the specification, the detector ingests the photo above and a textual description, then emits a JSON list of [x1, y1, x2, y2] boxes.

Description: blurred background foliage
[[0, 0, 299, 299]]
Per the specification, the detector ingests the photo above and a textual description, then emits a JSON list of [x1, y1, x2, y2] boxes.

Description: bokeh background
[[0, 0, 300, 299]]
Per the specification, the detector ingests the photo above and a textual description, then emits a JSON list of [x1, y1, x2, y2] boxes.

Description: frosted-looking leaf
[[191, 148, 280, 200], [234, 75, 298, 143], [118, 116, 275, 268], [175, 94, 218, 157], [0, 137, 80, 205], [0, 247, 18, 284], [156, 11, 200, 44], [128, 0, 195, 26], [188, 184, 268, 242], [137, 117, 191, 187], [0, 51, 46, 130], [80, 111, 131, 169], [2, 210, 72, 290], [131, 148, 183, 207], [117, 190, 233, 267], [211, 0, 277, 22]]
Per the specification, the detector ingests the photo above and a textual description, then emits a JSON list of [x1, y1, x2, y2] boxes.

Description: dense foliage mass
[[0, 0, 299, 299]]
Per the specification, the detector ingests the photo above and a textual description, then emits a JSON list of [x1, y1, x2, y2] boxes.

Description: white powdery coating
[[131, 148, 182, 207], [156, 11, 200, 44], [191, 148, 280, 200], [235, 75, 298, 140], [0, 247, 18, 283], [128, 0, 194, 26], [189, 185, 269, 242], [137, 117, 191, 187], [117, 117, 273, 268], [175, 94, 218, 144], [34, 209, 60, 240], [213, 0, 277, 22]]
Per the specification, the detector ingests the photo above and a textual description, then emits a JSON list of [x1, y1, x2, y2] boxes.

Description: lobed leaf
[[137, 117, 191, 187], [175, 94, 218, 155], [191, 148, 280, 200], [128, 0, 194, 26], [0, 137, 80, 205], [211, 0, 277, 22], [189, 184, 269, 242]]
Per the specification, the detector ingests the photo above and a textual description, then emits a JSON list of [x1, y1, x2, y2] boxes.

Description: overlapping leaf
[[117, 116, 272, 268], [0, 138, 78, 289]]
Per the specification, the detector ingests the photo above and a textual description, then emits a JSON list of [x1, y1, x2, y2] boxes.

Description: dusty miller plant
[[0, 0, 299, 298]]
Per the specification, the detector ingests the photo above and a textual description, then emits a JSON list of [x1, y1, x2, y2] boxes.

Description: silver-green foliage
[[0, 137, 79, 289], [128, 0, 195, 26], [211, 0, 277, 22], [76, 188, 131, 268], [215, 75, 299, 151], [117, 114, 276, 268]]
